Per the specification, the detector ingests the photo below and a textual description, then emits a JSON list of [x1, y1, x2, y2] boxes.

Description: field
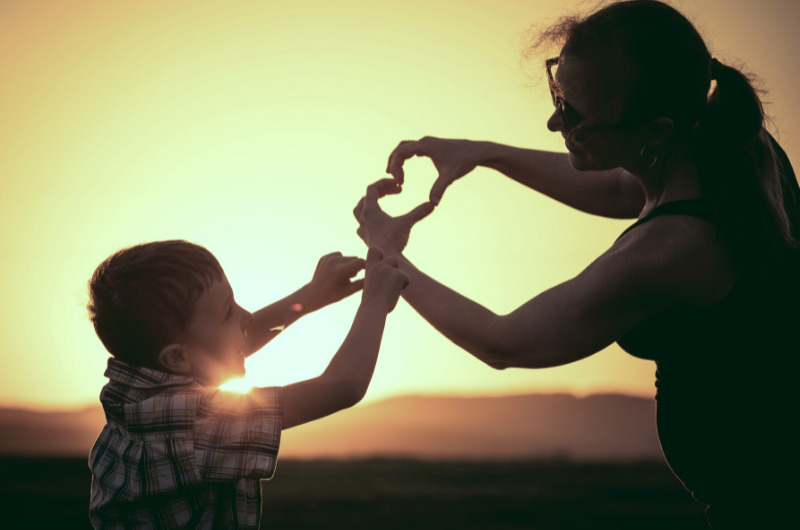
[[0, 457, 708, 529]]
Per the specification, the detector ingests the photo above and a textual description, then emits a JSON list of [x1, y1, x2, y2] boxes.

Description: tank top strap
[[617, 198, 714, 240]]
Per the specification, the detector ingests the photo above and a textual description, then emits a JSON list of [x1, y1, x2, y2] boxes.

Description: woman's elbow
[[486, 359, 510, 370], [480, 317, 537, 370], [475, 344, 518, 370], [480, 343, 559, 370]]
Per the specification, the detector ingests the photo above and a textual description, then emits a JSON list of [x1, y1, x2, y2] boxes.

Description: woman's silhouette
[[353, 1, 799, 528]]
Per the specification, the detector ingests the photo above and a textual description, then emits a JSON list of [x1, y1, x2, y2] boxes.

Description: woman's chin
[[567, 149, 590, 170], [567, 149, 606, 171]]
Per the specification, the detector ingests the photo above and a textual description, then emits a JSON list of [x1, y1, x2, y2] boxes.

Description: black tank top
[[614, 198, 798, 525], [616, 198, 726, 364], [617, 198, 716, 241]]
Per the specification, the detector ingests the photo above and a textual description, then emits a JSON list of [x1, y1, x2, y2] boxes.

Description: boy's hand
[[363, 247, 410, 312], [303, 252, 366, 313]]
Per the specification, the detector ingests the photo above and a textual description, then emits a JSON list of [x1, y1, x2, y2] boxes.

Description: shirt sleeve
[[193, 386, 283, 482]]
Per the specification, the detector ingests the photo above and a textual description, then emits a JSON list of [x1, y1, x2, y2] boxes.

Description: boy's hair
[[88, 240, 224, 370]]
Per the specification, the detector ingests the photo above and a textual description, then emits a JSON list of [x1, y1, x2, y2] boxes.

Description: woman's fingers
[[386, 140, 425, 184], [430, 173, 453, 206], [355, 178, 399, 220], [387, 137, 460, 206], [364, 178, 402, 214], [353, 196, 366, 220], [357, 181, 435, 225], [400, 201, 435, 226]]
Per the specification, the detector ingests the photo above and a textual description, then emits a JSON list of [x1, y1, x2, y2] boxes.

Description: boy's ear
[[157, 344, 192, 375]]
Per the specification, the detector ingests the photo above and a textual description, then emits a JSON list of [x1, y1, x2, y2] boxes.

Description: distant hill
[[0, 406, 106, 457], [0, 393, 662, 461]]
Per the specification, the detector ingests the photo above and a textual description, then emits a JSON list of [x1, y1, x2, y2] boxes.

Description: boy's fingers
[[400, 202, 435, 225], [317, 251, 343, 268], [346, 278, 365, 294], [338, 257, 366, 277], [331, 254, 361, 263]]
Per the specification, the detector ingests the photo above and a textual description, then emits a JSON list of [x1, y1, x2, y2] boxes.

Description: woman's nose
[[547, 108, 563, 132]]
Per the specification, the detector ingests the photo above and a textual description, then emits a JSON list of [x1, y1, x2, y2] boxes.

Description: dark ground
[[0, 457, 708, 529]]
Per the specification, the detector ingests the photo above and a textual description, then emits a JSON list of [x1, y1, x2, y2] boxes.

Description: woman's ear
[[643, 117, 675, 149], [157, 344, 192, 375]]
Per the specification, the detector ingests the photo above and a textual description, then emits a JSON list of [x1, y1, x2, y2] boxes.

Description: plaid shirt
[[89, 358, 282, 529]]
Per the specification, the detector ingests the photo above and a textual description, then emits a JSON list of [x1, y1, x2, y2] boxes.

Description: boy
[[87, 240, 408, 529]]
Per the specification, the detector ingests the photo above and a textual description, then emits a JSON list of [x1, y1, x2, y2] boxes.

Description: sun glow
[[219, 378, 254, 394]]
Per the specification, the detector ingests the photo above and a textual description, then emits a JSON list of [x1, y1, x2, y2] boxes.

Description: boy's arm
[[243, 253, 365, 356], [280, 248, 408, 429]]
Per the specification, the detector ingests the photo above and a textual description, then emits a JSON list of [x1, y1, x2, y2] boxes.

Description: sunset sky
[[1, 0, 798, 409]]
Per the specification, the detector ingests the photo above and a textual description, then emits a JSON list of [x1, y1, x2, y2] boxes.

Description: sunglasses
[[546, 57, 639, 137], [546, 57, 585, 131]]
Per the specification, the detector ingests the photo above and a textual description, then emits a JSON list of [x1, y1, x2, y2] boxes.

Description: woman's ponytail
[[695, 58, 800, 263], [697, 58, 764, 152]]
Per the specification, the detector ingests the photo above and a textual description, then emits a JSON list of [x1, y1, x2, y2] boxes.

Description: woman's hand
[[353, 178, 434, 255], [386, 136, 483, 205], [302, 252, 366, 313]]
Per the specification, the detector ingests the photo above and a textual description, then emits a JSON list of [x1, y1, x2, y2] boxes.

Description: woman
[[353, 1, 799, 528]]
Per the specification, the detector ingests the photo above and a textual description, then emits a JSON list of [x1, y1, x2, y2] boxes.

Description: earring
[[640, 146, 658, 168]]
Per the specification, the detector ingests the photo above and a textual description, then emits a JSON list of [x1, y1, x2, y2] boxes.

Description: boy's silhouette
[[87, 240, 410, 529]]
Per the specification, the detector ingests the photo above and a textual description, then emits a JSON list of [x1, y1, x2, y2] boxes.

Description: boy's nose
[[242, 311, 253, 331]]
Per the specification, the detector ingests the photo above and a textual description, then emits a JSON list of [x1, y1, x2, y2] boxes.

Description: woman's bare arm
[[386, 137, 645, 218], [477, 142, 645, 218], [393, 216, 729, 369], [353, 179, 732, 370]]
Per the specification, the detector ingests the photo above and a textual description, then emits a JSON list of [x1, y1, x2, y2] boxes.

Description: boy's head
[[88, 240, 252, 385]]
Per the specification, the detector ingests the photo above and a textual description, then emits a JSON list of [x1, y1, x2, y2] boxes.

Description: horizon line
[[0, 389, 654, 414]]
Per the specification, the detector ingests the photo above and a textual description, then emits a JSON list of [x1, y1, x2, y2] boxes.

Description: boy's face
[[179, 276, 252, 386]]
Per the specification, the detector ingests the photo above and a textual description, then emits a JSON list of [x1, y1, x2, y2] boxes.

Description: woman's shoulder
[[609, 213, 736, 306]]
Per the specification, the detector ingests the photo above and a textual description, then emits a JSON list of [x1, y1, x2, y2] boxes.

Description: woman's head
[[533, 0, 799, 256], [543, 51, 669, 172], [563, 1, 713, 135], [538, 1, 717, 160]]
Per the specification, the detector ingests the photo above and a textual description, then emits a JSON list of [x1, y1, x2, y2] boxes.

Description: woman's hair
[[88, 240, 225, 370], [529, 0, 800, 263]]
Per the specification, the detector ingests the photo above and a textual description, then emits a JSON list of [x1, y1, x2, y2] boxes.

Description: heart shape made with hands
[[379, 155, 438, 217]]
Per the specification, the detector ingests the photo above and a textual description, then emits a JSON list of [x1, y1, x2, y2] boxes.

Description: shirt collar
[[104, 357, 198, 389]]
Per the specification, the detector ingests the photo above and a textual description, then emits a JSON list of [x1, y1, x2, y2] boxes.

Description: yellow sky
[[1, 0, 798, 409]]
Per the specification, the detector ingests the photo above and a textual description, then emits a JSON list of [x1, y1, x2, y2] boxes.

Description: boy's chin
[[221, 366, 247, 382], [204, 366, 247, 387]]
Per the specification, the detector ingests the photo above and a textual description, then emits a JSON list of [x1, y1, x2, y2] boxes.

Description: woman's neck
[[636, 141, 703, 218]]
